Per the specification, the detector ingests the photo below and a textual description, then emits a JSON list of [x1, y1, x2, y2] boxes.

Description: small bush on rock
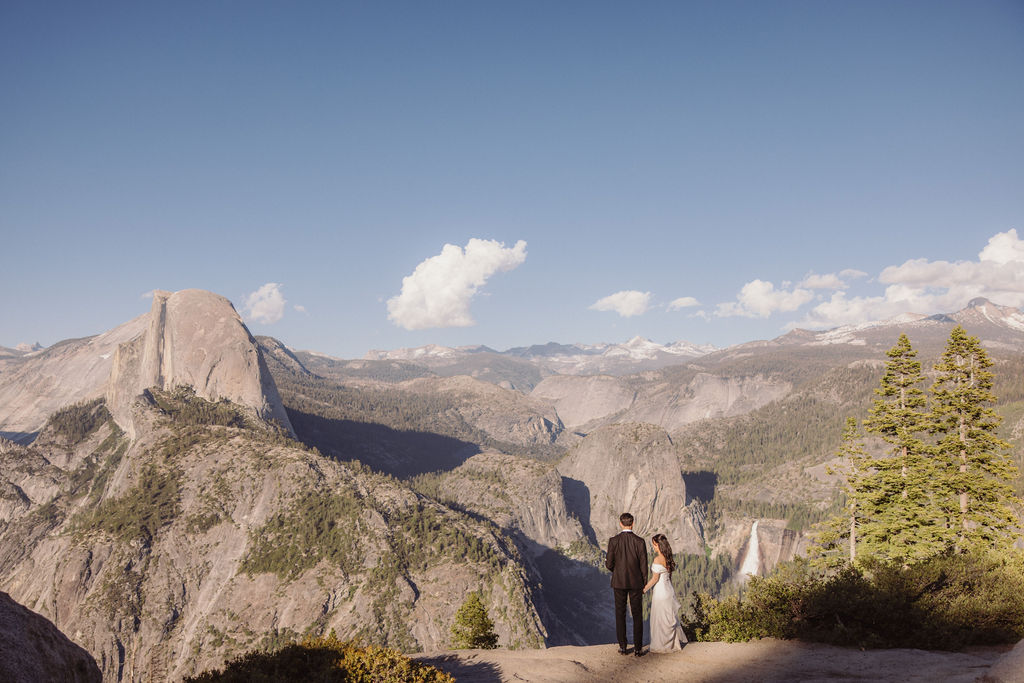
[[451, 592, 499, 649]]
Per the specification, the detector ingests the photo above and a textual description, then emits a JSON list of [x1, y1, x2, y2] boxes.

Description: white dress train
[[649, 563, 687, 653]]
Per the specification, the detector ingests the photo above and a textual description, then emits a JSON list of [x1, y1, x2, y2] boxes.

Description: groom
[[605, 512, 648, 656]]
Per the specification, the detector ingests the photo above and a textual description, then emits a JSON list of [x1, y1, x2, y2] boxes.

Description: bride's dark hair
[[651, 534, 676, 573]]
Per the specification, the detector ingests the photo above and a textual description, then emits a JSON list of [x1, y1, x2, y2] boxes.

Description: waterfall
[[739, 520, 760, 578]]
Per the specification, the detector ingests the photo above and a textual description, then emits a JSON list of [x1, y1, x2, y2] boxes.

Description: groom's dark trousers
[[606, 529, 648, 651]]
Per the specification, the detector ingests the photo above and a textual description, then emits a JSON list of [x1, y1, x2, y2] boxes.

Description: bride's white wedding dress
[[649, 563, 687, 653]]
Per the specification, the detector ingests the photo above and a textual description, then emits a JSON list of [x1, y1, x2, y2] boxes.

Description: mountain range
[[1, 290, 1022, 680]]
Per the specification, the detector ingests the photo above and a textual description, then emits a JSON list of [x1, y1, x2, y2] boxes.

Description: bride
[[642, 533, 688, 653]]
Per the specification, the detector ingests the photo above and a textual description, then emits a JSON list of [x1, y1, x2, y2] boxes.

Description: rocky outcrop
[[433, 452, 583, 552], [557, 423, 703, 554], [0, 592, 101, 683], [419, 639, 1012, 682], [400, 375, 567, 453], [105, 290, 293, 437], [0, 441, 62, 527], [255, 336, 313, 378], [531, 375, 635, 430], [984, 638, 1024, 683]]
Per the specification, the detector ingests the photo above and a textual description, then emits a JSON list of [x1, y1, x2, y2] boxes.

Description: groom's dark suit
[[606, 529, 648, 652]]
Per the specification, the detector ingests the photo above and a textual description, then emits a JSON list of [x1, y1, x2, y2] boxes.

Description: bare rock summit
[[105, 289, 293, 436]]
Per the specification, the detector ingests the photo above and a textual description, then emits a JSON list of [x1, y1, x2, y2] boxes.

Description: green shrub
[[185, 512, 223, 534], [686, 552, 1024, 650], [185, 632, 455, 683]]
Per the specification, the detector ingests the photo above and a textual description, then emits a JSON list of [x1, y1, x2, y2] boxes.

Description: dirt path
[[417, 638, 1023, 683]]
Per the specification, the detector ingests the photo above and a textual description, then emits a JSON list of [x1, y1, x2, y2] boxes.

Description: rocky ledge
[[416, 638, 1024, 683]]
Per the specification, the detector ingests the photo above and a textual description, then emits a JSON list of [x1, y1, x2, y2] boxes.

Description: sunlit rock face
[[531, 372, 791, 433], [106, 289, 293, 437]]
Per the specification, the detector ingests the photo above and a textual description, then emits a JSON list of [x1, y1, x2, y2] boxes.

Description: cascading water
[[739, 520, 760, 578]]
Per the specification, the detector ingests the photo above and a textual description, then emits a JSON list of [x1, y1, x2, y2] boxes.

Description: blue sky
[[2, 1, 1023, 357]]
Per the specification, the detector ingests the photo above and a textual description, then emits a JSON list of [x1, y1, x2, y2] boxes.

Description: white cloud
[[797, 229, 1024, 329], [387, 238, 527, 330], [716, 279, 814, 318], [798, 270, 868, 291], [590, 290, 651, 317], [801, 273, 844, 290], [294, 304, 308, 314], [980, 229, 1024, 264], [667, 296, 700, 311], [244, 283, 287, 324]]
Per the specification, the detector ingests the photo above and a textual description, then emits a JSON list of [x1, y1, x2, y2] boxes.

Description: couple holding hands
[[605, 512, 688, 657]]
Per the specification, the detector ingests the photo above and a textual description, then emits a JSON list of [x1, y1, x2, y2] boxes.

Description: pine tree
[[450, 592, 498, 649], [838, 418, 867, 564], [861, 334, 945, 563], [931, 326, 1020, 552], [813, 417, 871, 568], [864, 334, 930, 494]]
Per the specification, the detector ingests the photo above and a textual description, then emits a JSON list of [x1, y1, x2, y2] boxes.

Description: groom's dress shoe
[[617, 648, 629, 655], [634, 649, 645, 657]]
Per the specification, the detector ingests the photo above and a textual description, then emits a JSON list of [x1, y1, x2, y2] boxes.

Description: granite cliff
[[531, 371, 791, 432], [557, 423, 703, 555], [105, 290, 293, 438], [0, 290, 292, 443]]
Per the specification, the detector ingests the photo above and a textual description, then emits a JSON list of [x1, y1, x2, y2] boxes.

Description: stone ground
[[417, 638, 1024, 683]]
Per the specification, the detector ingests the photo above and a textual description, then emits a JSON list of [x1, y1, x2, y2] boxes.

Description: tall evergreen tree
[[838, 418, 866, 564], [861, 334, 945, 563], [813, 417, 871, 567], [931, 326, 1020, 552], [864, 334, 930, 492]]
